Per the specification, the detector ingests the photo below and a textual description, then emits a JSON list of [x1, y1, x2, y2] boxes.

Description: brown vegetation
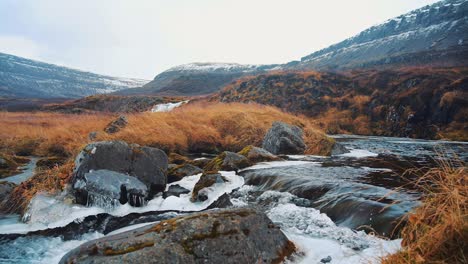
[[0, 102, 333, 213], [216, 67, 468, 140], [383, 159, 467, 263]]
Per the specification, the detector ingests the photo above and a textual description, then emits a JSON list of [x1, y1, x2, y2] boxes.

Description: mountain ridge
[[0, 52, 148, 98]]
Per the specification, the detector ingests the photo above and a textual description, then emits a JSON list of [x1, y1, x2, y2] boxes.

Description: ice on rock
[[76, 170, 148, 208]]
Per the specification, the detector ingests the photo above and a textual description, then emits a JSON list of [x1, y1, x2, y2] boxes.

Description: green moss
[[203, 152, 226, 171], [238, 145, 253, 157]]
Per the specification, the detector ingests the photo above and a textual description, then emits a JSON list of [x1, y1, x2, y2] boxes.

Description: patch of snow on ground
[[151, 100, 189, 112]]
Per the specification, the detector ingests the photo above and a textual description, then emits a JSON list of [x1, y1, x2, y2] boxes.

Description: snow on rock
[[151, 100, 189, 112]]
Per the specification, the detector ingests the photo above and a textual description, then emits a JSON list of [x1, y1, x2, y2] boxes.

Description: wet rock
[[163, 185, 190, 199], [74, 170, 148, 207], [238, 145, 281, 163], [320, 256, 332, 263], [168, 164, 203, 183], [191, 172, 226, 202], [330, 142, 349, 155], [104, 115, 128, 134], [204, 151, 250, 172], [0, 158, 7, 169], [59, 208, 295, 264], [72, 141, 168, 205], [0, 181, 16, 202], [262, 121, 306, 155], [206, 193, 233, 209]]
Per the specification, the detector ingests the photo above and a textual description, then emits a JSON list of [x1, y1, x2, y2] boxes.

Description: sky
[[0, 0, 440, 79]]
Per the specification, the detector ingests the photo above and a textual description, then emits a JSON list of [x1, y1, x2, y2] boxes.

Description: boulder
[[330, 142, 349, 155], [73, 141, 168, 205], [73, 170, 148, 207], [206, 193, 233, 209], [262, 122, 306, 155], [0, 181, 16, 202], [191, 172, 226, 202], [104, 115, 128, 134], [163, 185, 190, 199], [59, 208, 295, 264], [204, 151, 250, 172], [168, 164, 203, 183], [238, 145, 281, 163], [191, 158, 212, 169]]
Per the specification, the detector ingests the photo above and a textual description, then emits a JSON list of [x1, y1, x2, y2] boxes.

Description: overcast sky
[[0, 0, 439, 79]]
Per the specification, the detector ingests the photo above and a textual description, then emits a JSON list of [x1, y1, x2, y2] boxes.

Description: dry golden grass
[[383, 158, 467, 264], [0, 102, 333, 212]]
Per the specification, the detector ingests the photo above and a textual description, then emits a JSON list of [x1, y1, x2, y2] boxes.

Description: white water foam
[[338, 148, 379, 158]]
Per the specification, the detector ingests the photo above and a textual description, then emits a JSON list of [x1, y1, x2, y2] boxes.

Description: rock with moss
[[191, 172, 226, 202], [168, 164, 203, 183], [238, 145, 281, 163], [262, 122, 306, 155], [104, 115, 128, 134], [168, 153, 191, 165], [204, 151, 250, 172], [73, 141, 168, 206], [59, 208, 295, 264]]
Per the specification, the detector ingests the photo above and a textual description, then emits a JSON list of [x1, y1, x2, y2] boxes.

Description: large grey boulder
[[262, 122, 306, 155], [73, 141, 168, 205], [59, 208, 295, 264], [74, 170, 148, 207]]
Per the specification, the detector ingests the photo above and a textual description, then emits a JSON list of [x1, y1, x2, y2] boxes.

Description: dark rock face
[[59, 208, 295, 264], [72, 141, 168, 205], [0, 181, 16, 202], [163, 185, 190, 199], [238, 145, 281, 163], [262, 122, 306, 155], [206, 193, 233, 209], [191, 173, 226, 202], [168, 164, 203, 183], [73, 170, 148, 207], [205, 152, 250, 172], [104, 115, 128, 134]]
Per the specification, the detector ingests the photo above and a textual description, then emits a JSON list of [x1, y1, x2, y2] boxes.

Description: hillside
[[215, 67, 468, 140], [294, 0, 468, 70], [0, 53, 148, 98], [122, 0, 468, 97], [116, 63, 278, 96]]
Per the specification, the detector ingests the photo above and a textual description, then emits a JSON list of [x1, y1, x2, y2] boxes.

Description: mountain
[[294, 0, 468, 70], [116, 63, 279, 96], [215, 67, 468, 140], [125, 0, 468, 97], [0, 52, 148, 98]]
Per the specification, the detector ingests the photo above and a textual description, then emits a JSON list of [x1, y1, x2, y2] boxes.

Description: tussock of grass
[[383, 159, 467, 264]]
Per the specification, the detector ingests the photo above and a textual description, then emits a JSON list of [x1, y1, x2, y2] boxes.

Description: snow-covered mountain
[[116, 62, 278, 96], [0, 53, 148, 98], [294, 0, 468, 70], [120, 0, 468, 97]]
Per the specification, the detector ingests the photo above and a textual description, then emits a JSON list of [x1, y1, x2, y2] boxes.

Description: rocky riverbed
[[0, 128, 466, 263]]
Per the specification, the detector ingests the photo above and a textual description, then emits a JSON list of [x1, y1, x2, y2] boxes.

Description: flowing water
[[0, 136, 466, 263]]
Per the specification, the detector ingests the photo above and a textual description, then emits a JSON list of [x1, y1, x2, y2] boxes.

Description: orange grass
[[383, 158, 467, 264]]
